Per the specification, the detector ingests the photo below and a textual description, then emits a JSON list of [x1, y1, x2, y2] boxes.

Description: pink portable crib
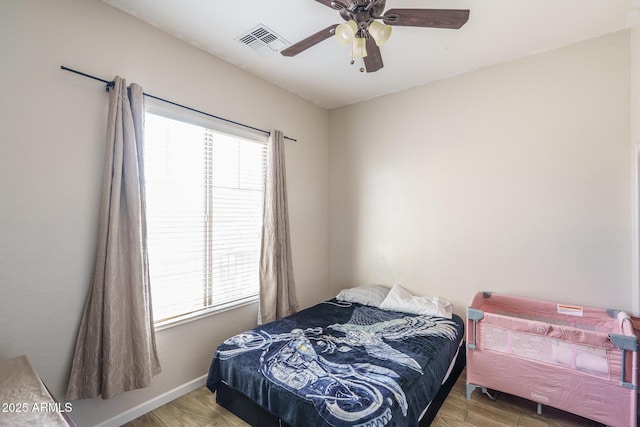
[[466, 292, 638, 427]]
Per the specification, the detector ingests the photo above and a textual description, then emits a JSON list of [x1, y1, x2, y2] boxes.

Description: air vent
[[236, 24, 289, 56]]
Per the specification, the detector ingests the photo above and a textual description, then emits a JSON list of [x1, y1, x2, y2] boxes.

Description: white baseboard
[[94, 374, 208, 427]]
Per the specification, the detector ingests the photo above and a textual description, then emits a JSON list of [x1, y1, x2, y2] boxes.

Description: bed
[[206, 285, 465, 427]]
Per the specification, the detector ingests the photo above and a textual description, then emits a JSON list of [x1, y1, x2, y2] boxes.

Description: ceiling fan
[[281, 0, 470, 73]]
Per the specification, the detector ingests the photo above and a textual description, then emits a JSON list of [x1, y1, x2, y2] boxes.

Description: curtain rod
[[60, 66, 297, 142]]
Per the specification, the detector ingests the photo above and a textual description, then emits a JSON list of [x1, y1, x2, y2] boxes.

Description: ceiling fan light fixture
[[282, 1, 470, 74], [351, 37, 367, 58], [335, 20, 357, 45], [368, 21, 392, 46]]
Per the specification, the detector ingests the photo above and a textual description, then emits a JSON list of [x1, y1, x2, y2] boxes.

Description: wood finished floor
[[122, 369, 607, 427]]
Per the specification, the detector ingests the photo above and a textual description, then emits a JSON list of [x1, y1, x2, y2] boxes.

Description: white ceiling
[[102, 0, 638, 109]]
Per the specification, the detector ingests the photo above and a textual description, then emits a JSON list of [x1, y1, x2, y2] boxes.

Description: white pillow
[[336, 285, 390, 307], [379, 284, 453, 318]]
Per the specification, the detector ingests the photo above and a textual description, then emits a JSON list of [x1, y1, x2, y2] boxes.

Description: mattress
[[207, 299, 465, 426]]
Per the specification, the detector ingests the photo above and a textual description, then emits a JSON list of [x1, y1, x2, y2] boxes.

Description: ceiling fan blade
[[383, 9, 470, 29], [315, 0, 337, 8], [364, 38, 383, 73], [281, 24, 338, 57]]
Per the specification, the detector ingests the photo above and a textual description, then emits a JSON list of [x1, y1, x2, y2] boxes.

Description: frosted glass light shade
[[368, 21, 392, 46], [351, 37, 367, 58], [335, 20, 357, 45]]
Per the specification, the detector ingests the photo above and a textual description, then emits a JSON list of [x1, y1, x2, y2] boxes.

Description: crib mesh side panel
[[483, 324, 610, 376]]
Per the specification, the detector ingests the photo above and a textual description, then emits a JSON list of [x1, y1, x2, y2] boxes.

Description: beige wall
[[329, 31, 633, 317], [631, 13, 640, 314], [0, 1, 329, 425]]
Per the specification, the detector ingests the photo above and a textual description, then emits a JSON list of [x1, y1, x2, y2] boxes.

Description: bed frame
[[215, 343, 466, 427]]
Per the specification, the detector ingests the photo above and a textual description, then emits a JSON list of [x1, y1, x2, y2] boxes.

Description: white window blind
[[144, 112, 266, 325]]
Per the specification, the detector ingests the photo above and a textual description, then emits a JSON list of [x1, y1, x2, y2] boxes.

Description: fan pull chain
[[348, 42, 366, 73], [350, 42, 355, 66]]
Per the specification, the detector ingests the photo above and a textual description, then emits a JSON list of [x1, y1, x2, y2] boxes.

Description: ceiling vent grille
[[236, 24, 289, 55]]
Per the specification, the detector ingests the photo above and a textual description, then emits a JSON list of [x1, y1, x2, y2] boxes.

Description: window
[[144, 107, 266, 325]]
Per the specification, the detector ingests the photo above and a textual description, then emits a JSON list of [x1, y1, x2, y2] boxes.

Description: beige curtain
[[258, 130, 299, 324], [66, 77, 161, 400]]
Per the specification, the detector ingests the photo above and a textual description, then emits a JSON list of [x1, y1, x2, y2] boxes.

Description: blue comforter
[[206, 300, 464, 426]]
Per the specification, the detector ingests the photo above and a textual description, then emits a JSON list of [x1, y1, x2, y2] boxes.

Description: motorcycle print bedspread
[[206, 300, 464, 427]]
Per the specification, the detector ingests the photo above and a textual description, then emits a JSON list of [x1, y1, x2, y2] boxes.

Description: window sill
[[154, 296, 259, 331]]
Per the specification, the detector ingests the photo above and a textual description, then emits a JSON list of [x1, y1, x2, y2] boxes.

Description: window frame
[[144, 99, 267, 330]]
